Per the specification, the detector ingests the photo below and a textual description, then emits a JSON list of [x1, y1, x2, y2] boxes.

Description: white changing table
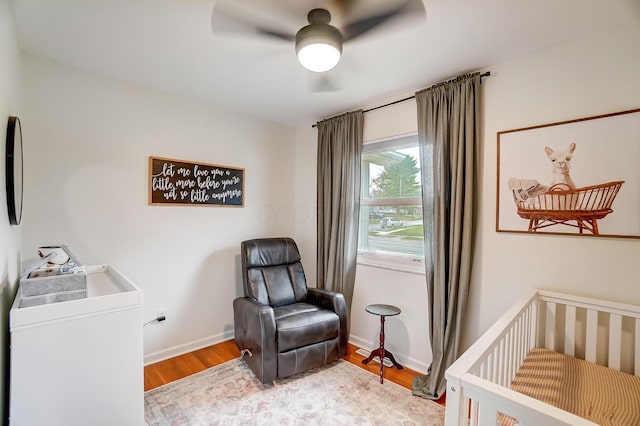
[[9, 265, 143, 426]]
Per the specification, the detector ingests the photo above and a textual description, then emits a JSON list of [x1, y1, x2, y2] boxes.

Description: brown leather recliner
[[233, 237, 349, 383]]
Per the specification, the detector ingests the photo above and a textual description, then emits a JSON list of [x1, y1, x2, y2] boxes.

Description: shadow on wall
[[225, 253, 243, 338], [1, 254, 21, 426], [1, 264, 8, 426], [180, 248, 243, 345]]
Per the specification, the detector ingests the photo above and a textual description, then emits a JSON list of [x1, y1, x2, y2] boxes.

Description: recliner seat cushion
[[273, 303, 320, 320], [275, 306, 339, 352]]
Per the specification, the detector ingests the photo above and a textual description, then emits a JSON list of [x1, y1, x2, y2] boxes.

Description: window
[[358, 133, 424, 273]]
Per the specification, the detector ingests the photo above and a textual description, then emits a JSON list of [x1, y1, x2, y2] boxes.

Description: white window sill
[[357, 252, 425, 275]]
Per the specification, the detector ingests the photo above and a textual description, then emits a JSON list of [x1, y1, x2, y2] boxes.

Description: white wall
[[292, 124, 317, 283], [294, 97, 433, 373], [14, 11, 640, 382], [20, 54, 297, 363], [356, 98, 433, 372], [353, 99, 433, 372], [463, 21, 640, 350], [0, 0, 22, 422], [293, 20, 640, 373]]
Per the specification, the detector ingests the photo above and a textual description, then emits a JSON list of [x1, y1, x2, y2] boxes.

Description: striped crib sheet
[[507, 347, 640, 425]]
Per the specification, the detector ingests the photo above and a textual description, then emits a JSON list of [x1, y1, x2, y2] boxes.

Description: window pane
[[360, 205, 424, 257], [363, 145, 421, 199], [359, 134, 423, 259]]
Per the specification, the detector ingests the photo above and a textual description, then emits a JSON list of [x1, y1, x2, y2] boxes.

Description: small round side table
[[362, 304, 403, 384]]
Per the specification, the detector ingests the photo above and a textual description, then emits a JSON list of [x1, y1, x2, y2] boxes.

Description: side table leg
[[382, 349, 404, 370], [361, 314, 403, 383], [379, 315, 385, 384], [362, 348, 382, 364]]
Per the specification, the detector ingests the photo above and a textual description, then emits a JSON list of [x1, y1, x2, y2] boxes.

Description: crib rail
[[461, 375, 598, 426], [445, 291, 538, 426], [445, 290, 640, 426], [537, 290, 640, 374]]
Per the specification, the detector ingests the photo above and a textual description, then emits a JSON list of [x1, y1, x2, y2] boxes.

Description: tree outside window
[[372, 155, 421, 198]]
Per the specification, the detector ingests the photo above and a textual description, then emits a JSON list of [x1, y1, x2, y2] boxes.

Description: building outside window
[[358, 133, 424, 273]]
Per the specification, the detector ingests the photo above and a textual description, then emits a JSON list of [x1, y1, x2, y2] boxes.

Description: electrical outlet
[[157, 308, 167, 323]]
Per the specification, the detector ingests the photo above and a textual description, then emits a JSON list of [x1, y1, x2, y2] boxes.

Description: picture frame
[[496, 108, 640, 239], [6, 116, 23, 225], [148, 156, 244, 207]]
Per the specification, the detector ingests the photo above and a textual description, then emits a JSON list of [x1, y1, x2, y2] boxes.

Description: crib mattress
[[510, 347, 640, 425]]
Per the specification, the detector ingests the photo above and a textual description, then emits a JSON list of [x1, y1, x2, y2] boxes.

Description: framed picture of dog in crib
[[496, 108, 640, 239]]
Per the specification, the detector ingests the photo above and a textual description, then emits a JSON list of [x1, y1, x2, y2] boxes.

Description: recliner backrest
[[241, 237, 308, 307]]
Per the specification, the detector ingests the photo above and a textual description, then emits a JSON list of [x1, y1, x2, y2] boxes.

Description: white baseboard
[[349, 333, 429, 374], [144, 330, 429, 374], [144, 330, 235, 366]]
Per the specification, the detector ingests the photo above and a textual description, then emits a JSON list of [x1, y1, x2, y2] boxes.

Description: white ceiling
[[10, 0, 640, 127]]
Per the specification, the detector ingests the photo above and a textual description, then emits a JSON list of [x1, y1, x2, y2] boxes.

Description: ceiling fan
[[211, 0, 426, 74]]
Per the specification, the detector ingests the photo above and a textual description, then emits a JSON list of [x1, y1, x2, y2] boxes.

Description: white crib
[[445, 290, 640, 426]]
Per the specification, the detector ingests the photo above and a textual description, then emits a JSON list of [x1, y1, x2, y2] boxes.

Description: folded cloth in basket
[[508, 178, 549, 203]]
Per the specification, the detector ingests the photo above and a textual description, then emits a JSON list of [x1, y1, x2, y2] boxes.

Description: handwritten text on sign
[[149, 157, 244, 206]]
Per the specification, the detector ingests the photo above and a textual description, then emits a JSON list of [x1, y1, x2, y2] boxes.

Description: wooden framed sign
[[149, 156, 244, 207]]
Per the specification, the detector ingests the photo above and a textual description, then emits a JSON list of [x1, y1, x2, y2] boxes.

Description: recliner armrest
[[233, 297, 277, 383], [307, 288, 349, 357]]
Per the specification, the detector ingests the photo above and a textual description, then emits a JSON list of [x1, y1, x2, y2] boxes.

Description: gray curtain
[[316, 110, 364, 309], [412, 72, 480, 399]]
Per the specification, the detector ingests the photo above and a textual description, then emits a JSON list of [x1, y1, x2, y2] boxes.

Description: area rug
[[145, 358, 445, 425]]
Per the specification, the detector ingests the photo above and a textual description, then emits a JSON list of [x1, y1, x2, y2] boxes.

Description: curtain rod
[[312, 71, 490, 128]]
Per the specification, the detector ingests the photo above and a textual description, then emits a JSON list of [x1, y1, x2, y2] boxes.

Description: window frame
[[357, 132, 425, 275]]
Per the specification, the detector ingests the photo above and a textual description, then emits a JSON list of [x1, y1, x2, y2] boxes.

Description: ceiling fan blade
[[211, 2, 295, 41], [341, 0, 425, 41], [256, 28, 295, 41]]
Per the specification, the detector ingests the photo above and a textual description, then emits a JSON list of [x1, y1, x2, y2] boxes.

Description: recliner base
[[277, 337, 340, 380]]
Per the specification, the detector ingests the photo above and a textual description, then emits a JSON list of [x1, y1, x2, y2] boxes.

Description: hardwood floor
[[144, 340, 445, 406], [144, 340, 241, 391]]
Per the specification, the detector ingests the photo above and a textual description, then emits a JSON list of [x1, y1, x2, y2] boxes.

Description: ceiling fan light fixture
[[296, 42, 341, 73], [295, 11, 343, 73]]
